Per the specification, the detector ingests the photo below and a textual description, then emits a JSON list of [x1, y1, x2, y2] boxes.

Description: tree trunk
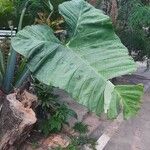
[[88, 0, 97, 6], [110, 0, 118, 24], [102, 0, 119, 24], [0, 92, 37, 150]]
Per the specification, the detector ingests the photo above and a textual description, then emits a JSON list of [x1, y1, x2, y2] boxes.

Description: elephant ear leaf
[[11, 0, 143, 119]]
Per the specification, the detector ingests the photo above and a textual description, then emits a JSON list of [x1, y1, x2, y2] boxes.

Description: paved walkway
[[104, 89, 150, 150], [104, 66, 150, 150]]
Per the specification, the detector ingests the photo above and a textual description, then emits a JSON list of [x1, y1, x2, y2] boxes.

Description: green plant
[[0, 0, 14, 15], [34, 81, 77, 135], [11, 0, 143, 119], [116, 0, 150, 61], [0, 49, 5, 86], [39, 103, 77, 135], [13, 0, 54, 24], [0, 0, 54, 94], [73, 122, 89, 134], [0, 0, 68, 27], [34, 81, 58, 109]]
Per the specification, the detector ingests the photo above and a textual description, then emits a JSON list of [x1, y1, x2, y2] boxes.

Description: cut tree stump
[[0, 92, 37, 150]]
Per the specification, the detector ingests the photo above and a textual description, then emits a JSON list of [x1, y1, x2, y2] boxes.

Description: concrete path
[[104, 89, 150, 150]]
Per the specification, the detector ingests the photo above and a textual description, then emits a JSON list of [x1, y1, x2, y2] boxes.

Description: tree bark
[[0, 93, 37, 150], [101, 0, 119, 24], [110, 0, 118, 24], [88, 0, 97, 6]]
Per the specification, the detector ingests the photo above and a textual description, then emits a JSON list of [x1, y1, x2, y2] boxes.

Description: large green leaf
[[11, 0, 143, 119]]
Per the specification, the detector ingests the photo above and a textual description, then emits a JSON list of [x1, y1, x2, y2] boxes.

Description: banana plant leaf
[[11, 0, 143, 119]]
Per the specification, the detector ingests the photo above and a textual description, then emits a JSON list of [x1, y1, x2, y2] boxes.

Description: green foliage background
[[117, 0, 150, 60], [0, 0, 68, 28]]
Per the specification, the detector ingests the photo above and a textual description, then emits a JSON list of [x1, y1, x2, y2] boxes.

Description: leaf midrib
[[66, 1, 84, 46]]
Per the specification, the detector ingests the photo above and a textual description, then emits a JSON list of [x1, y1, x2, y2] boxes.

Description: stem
[[14, 67, 30, 89], [2, 0, 30, 93], [46, 0, 54, 23], [18, 1, 30, 31], [0, 49, 5, 79]]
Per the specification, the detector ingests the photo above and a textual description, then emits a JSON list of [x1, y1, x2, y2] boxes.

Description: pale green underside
[[12, 0, 143, 119]]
